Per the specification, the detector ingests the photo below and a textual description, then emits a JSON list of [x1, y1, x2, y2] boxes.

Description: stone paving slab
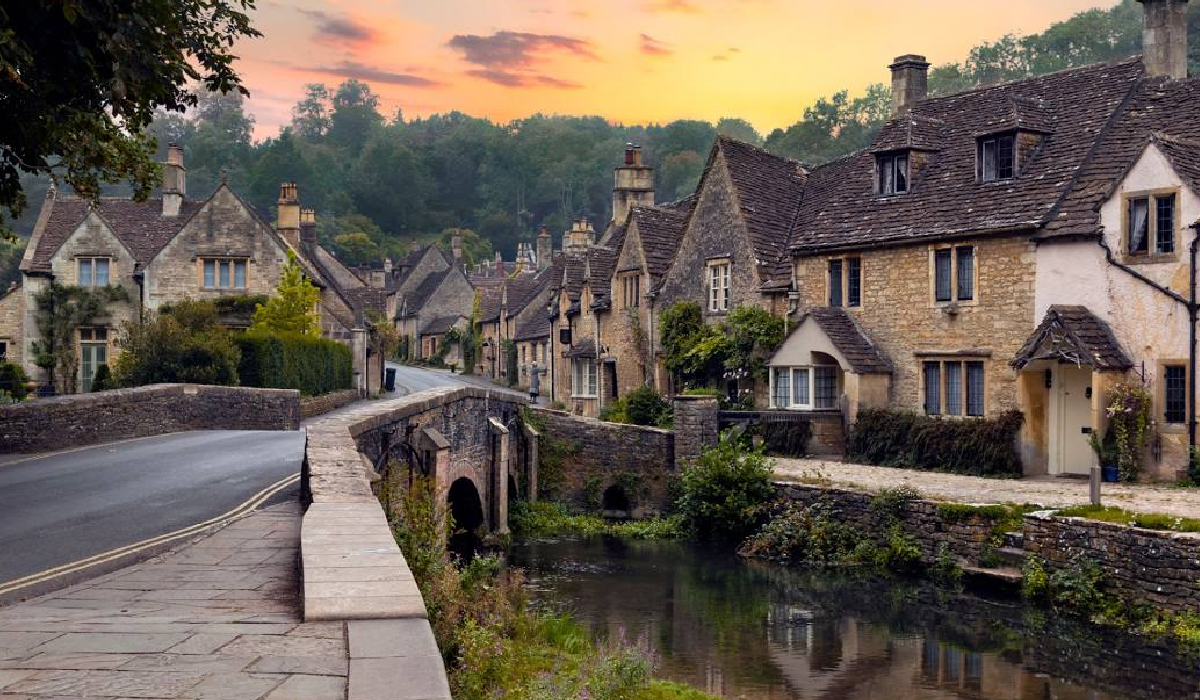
[[776, 458, 1200, 517], [0, 502, 349, 700]]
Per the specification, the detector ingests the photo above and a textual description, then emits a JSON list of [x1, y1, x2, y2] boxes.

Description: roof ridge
[[920, 55, 1144, 105]]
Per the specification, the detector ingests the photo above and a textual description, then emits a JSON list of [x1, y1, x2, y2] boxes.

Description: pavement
[[0, 501, 351, 700], [0, 431, 304, 601], [775, 458, 1200, 518]]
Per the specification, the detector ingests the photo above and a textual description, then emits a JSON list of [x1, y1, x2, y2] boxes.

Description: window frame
[[922, 358, 987, 418], [930, 245, 977, 306], [1161, 361, 1189, 427], [76, 256, 113, 288], [826, 256, 862, 308], [571, 359, 598, 398], [199, 257, 249, 290], [978, 133, 1016, 183], [877, 151, 910, 195], [706, 259, 731, 313], [770, 365, 839, 411], [619, 271, 641, 310], [1123, 189, 1179, 260]]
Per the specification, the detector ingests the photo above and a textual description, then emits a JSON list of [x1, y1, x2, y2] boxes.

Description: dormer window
[[979, 134, 1015, 182], [878, 152, 909, 195]]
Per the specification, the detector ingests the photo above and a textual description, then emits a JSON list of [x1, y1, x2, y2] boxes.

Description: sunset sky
[[237, 0, 1116, 139]]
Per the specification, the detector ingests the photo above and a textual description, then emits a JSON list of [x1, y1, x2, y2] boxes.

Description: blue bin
[[1102, 465, 1120, 483]]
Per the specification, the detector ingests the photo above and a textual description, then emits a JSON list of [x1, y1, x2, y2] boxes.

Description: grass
[[1056, 504, 1200, 533], [510, 501, 686, 540]]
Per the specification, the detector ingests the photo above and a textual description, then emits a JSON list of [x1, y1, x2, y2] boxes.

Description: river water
[[511, 535, 1200, 700]]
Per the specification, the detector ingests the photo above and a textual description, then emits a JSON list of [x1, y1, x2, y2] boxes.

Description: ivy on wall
[[658, 302, 785, 391], [32, 282, 129, 393]]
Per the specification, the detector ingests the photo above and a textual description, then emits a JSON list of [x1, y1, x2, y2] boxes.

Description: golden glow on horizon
[[237, 0, 1115, 138]]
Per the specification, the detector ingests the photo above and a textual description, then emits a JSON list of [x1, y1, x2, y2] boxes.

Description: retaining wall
[[300, 389, 360, 419], [529, 407, 674, 515], [0, 383, 300, 452], [1023, 512, 1200, 613]]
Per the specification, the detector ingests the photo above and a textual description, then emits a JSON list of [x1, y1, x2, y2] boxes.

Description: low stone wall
[[775, 482, 996, 564], [1023, 512, 1200, 612], [300, 389, 360, 419], [529, 407, 674, 516], [0, 383, 300, 453], [719, 409, 845, 456]]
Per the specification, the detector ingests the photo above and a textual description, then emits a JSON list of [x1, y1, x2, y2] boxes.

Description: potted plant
[[1088, 426, 1120, 482]]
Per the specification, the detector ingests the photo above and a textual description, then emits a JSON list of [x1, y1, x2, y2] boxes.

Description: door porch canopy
[[1011, 305, 1132, 372]]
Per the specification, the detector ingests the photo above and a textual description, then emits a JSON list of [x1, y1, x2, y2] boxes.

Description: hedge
[[234, 332, 352, 396], [847, 408, 1024, 477]]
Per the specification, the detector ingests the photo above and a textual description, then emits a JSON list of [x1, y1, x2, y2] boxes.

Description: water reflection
[[511, 536, 1200, 700]]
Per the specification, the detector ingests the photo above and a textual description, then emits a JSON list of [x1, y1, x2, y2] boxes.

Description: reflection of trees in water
[[515, 538, 1199, 700]]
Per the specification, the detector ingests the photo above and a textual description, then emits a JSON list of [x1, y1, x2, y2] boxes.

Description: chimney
[[613, 144, 653, 228], [277, 181, 301, 248], [537, 225, 552, 270], [889, 55, 930, 117], [299, 207, 316, 246], [384, 257, 393, 274], [162, 143, 186, 217], [495, 251, 504, 277], [1139, 0, 1190, 79], [452, 232, 463, 261]]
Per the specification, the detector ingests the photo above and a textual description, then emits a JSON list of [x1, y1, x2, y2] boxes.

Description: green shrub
[[676, 430, 775, 541], [738, 500, 858, 564], [113, 306, 240, 388], [0, 361, 29, 400], [90, 364, 113, 392], [626, 386, 672, 427], [234, 331, 352, 396], [757, 420, 812, 456], [848, 408, 1024, 477]]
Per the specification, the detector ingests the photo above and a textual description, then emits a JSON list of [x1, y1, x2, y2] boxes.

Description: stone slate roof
[[343, 286, 388, 318], [403, 267, 451, 314], [714, 136, 807, 281], [806, 307, 891, 374], [1012, 305, 1132, 371], [27, 196, 206, 270], [420, 315, 462, 336], [871, 115, 944, 153], [565, 337, 596, 359], [631, 196, 695, 278], [978, 95, 1055, 135], [514, 314, 550, 341], [1042, 76, 1200, 240], [792, 58, 1145, 254], [481, 271, 549, 322]]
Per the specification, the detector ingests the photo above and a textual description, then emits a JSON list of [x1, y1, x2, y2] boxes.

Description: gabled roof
[[26, 196, 206, 271], [629, 196, 695, 278], [1041, 75, 1200, 240], [420, 315, 464, 336], [1152, 134, 1200, 199], [1012, 305, 1131, 371], [871, 115, 944, 153], [565, 337, 596, 359], [805, 308, 891, 374], [514, 313, 551, 341], [712, 137, 807, 278], [792, 58, 1146, 254], [405, 267, 452, 312]]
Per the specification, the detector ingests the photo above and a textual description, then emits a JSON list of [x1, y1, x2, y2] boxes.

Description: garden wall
[[774, 482, 998, 564], [528, 407, 675, 516], [300, 389, 360, 419], [1023, 511, 1200, 613], [0, 383, 300, 453]]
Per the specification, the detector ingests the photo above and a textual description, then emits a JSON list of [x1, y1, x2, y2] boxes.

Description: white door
[[1056, 366, 1093, 475]]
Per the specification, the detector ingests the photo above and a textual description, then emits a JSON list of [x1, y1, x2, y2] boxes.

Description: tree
[[329, 80, 383, 152], [333, 232, 381, 266], [251, 251, 322, 337], [438, 228, 493, 269], [292, 84, 333, 138], [0, 1, 260, 237], [714, 118, 762, 145]]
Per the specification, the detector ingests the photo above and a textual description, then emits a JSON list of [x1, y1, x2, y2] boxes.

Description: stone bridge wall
[[0, 383, 300, 452]]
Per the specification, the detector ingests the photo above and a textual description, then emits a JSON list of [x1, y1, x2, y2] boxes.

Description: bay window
[[771, 366, 839, 410]]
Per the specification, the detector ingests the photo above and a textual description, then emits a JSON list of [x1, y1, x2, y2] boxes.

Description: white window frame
[[77, 256, 113, 288], [572, 359, 597, 398], [201, 257, 248, 290], [770, 366, 839, 410], [707, 260, 730, 313]]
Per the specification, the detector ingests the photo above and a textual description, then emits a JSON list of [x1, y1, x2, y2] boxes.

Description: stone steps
[[1002, 530, 1024, 549], [990, 546, 1027, 569], [961, 564, 1023, 596]]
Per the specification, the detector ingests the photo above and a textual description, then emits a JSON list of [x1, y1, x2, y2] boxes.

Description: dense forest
[[2, 0, 1197, 286]]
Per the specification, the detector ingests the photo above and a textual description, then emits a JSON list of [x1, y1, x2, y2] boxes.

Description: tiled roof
[[420, 315, 463, 336], [1012, 305, 1131, 371], [514, 314, 550, 341], [27, 196, 206, 270], [872, 115, 944, 153], [792, 58, 1145, 254], [631, 196, 695, 278], [1152, 134, 1200, 200], [806, 307, 891, 374], [716, 137, 807, 277], [343, 286, 388, 318], [406, 267, 451, 312], [977, 95, 1055, 135], [565, 337, 596, 359]]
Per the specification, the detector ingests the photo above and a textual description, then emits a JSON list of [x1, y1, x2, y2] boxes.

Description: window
[[707, 261, 730, 312], [878, 152, 909, 195], [77, 257, 112, 287], [201, 258, 248, 289], [572, 360, 597, 397], [828, 259, 843, 307], [621, 273, 641, 309], [814, 367, 838, 409], [924, 359, 986, 417], [79, 327, 108, 393], [1165, 365, 1187, 424], [770, 366, 832, 410], [0, 340, 6, 361], [827, 257, 861, 308], [773, 368, 791, 407], [979, 134, 1015, 182], [933, 246, 974, 303], [1127, 192, 1177, 256]]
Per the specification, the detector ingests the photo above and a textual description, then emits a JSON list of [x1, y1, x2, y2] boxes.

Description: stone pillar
[[489, 417, 510, 534], [673, 395, 719, 472], [522, 421, 540, 503], [889, 54, 930, 117]]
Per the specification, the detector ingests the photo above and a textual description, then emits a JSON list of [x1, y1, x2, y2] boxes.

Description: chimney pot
[[276, 181, 301, 247], [161, 144, 186, 217], [889, 54, 930, 117], [1139, 0, 1190, 79]]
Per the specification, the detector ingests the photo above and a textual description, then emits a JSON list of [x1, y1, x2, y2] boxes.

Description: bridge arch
[[447, 477, 485, 533], [602, 484, 631, 513]]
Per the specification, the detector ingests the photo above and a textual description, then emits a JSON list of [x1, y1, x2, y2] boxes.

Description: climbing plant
[[1106, 381, 1155, 482], [503, 339, 518, 387], [32, 282, 128, 393], [659, 301, 786, 392]]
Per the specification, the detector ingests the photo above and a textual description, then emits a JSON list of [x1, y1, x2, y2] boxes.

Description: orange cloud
[[640, 33, 672, 57], [447, 31, 599, 88]]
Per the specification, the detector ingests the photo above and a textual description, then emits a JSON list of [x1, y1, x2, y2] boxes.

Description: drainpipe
[[133, 271, 145, 322], [1191, 226, 1199, 455], [594, 307, 602, 410]]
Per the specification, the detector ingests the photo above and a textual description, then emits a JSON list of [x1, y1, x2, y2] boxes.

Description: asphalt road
[[0, 430, 304, 587], [386, 362, 472, 394]]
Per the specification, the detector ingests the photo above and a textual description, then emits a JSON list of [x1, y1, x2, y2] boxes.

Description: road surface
[[0, 430, 304, 593], [387, 362, 477, 394]]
